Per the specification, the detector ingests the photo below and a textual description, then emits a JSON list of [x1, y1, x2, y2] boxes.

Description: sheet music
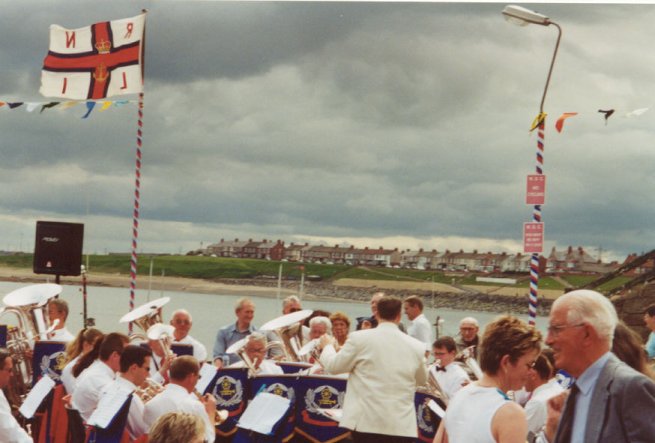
[[87, 388, 132, 429], [196, 363, 218, 395], [19, 375, 55, 419], [427, 399, 445, 418], [237, 392, 290, 435]]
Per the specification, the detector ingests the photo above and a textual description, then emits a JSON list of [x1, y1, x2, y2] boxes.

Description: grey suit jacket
[[554, 353, 655, 443]]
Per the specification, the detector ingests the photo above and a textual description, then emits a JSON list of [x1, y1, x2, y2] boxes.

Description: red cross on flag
[[40, 13, 145, 100]]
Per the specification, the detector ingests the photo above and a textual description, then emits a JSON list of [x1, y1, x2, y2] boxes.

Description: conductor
[[318, 296, 427, 443]]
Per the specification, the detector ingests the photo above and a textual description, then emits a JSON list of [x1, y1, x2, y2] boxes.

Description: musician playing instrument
[[0, 348, 31, 443], [47, 299, 75, 342], [431, 336, 470, 400], [144, 356, 217, 443], [148, 337, 173, 384], [97, 345, 152, 440], [228, 332, 283, 375], [170, 309, 207, 363], [72, 332, 129, 421], [61, 328, 104, 394], [456, 317, 481, 359], [319, 296, 428, 443], [436, 316, 541, 443]]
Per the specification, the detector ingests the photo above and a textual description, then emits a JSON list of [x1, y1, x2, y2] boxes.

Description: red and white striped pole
[[128, 92, 144, 334]]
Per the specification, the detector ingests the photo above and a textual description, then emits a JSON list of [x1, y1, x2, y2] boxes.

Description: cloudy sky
[[1, 1, 653, 263]]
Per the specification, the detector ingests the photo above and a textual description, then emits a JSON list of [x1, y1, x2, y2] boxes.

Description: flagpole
[[128, 10, 148, 334]]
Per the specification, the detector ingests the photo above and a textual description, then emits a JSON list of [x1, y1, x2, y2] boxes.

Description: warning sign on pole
[[523, 222, 544, 253], [526, 174, 546, 205]]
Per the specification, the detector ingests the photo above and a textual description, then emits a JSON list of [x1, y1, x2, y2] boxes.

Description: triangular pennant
[[40, 102, 60, 113], [8, 102, 24, 109], [58, 101, 79, 110], [99, 101, 113, 112], [25, 103, 40, 112], [529, 112, 547, 132], [555, 112, 578, 133], [82, 101, 96, 119], [0, 101, 5, 108], [598, 109, 614, 125], [625, 107, 649, 118]]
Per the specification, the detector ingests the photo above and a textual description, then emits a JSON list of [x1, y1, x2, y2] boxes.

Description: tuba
[[0, 284, 62, 408], [420, 361, 449, 404], [258, 309, 313, 362], [455, 345, 483, 380], [119, 297, 170, 342]]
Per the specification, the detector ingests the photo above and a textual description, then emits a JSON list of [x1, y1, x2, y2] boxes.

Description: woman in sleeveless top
[[434, 316, 542, 443]]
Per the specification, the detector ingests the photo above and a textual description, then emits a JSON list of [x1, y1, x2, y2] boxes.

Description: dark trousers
[[351, 431, 415, 443]]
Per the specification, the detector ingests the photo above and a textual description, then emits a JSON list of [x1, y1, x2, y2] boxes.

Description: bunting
[[0, 99, 135, 118]]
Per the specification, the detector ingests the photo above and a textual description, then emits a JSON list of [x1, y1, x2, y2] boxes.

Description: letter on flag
[[40, 13, 145, 100]]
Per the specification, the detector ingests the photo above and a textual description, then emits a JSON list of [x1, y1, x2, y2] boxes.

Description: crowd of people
[[1, 288, 655, 442]]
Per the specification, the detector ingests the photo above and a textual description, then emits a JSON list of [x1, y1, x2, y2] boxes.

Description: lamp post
[[502, 5, 562, 325]]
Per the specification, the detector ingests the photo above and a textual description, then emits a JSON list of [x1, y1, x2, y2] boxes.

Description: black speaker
[[33, 221, 84, 276]]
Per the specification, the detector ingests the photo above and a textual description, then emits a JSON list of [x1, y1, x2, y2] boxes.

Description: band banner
[[277, 362, 313, 374], [32, 341, 67, 386], [249, 374, 298, 442], [294, 375, 350, 443], [211, 368, 250, 438], [170, 343, 193, 357], [414, 391, 445, 443]]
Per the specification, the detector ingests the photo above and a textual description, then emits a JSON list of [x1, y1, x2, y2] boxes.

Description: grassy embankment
[[0, 254, 629, 293]]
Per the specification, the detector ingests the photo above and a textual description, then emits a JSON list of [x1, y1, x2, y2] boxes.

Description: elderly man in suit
[[538, 289, 655, 443], [319, 296, 427, 443]]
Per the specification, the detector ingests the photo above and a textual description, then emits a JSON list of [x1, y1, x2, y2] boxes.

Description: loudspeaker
[[33, 221, 84, 276]]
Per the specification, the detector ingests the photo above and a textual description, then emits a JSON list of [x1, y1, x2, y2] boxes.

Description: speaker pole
[[81, 265, 88, 328]]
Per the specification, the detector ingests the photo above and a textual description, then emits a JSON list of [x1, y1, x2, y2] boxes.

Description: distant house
[[206, 238, 250, 257], [622, 253, 655, 276], [547, 246, 598, 273]]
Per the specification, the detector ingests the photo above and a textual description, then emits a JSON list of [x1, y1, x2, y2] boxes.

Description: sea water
[[0, 281, 548, 354]]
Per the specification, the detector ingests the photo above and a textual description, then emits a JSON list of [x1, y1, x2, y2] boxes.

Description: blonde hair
[[149, 412, 205, 443]]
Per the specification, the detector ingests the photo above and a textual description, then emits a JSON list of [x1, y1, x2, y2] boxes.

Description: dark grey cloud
[[1, 2, 654, 260]]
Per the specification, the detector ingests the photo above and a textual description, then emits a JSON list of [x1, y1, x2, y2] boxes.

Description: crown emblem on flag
[[94, 39, 111, 54], [93, 63, 108, 82]]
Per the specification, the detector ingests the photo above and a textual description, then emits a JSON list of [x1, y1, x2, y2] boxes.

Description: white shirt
[[229, 359, 284, 375], [0, 390, 32, 443], [148, 353, 167, 385], [72, 360, 116, 421], [407, 313, 433, 351], [61, 356, 80, 394], [432, 362, 470, 400], [49, 327, 75, 343], [99, 376, 148, 440], [524, 378, 565, 435], [143, 383, 214, 443], [173, 334, 208, 363]]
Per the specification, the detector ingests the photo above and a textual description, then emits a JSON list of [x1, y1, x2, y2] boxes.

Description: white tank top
[[444, 383, 510, 443]]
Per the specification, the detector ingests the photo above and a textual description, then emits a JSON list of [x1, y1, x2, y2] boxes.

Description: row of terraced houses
[[194, 238, 653, 275]]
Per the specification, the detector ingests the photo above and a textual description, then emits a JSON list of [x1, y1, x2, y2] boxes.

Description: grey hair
[[170, 309, 192, 322], [282, 295, 301, 309], [556, 289, 618, 344], [459, 317, 479, 328], [309, 316, 332, 333], [246, 332, 267, 346]]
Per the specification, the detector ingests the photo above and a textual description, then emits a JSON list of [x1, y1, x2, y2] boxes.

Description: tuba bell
[[258, 309, 313, 362], [119, 297, 171, 343]]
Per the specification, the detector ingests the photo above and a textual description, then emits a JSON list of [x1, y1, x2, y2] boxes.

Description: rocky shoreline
[[215, 278, 554, 316]]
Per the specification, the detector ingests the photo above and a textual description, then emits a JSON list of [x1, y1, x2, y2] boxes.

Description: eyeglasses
[[547, 323, 585, 337], [174, 319, 191, 325]]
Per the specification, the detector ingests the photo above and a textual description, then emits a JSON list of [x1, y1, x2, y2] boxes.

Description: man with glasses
[[170, 309, 207, 363], [456, 316, 480, 359], [0, 348, 31, 442], [97, 345, 152, 440], [537, 289, 655, 443], [430, 336, 470, 400]]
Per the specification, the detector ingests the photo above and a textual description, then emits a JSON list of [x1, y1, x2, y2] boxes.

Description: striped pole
[[128, 92, 144, 333], [528, 119, 545, 325]]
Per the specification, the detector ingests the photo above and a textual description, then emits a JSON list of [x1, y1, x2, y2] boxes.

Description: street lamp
[[502, 5, 562, 325], [502, 5, 562, 113]]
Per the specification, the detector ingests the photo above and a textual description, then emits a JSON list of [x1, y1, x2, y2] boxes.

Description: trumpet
[[135, 377, 165, 403]]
